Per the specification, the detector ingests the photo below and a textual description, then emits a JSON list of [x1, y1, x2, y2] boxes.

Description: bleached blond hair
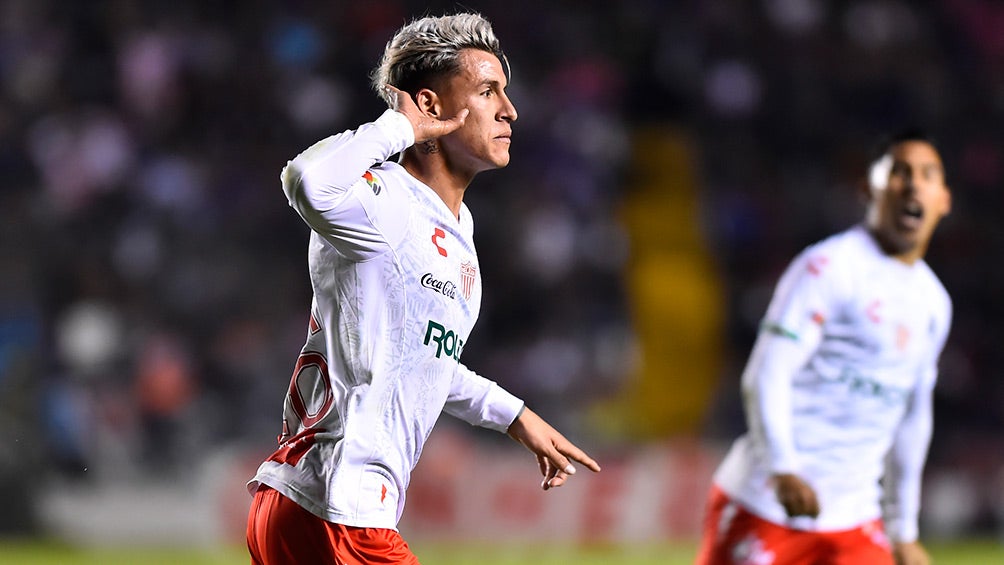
[[370, 12, 508, 104]]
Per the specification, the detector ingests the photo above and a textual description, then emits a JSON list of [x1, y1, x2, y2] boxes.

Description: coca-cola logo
[[420, 273, 457, 299]]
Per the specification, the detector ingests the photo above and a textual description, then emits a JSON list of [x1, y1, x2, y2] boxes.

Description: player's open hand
[[383, 84, 468, 143], [506, 407, 601, 490], [773, 473, 821, 518]]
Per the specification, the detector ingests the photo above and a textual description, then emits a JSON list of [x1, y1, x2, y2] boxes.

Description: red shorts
[[694, 485, 894, 565], [247, 485, 421, 565]]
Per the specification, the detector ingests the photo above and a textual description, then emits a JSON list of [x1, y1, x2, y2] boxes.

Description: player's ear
[[855, 175, 873, 207], [414, 88, 441, 118]]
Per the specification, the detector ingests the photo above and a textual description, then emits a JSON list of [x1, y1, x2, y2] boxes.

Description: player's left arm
[[884, 362, 936, 555], [442, 362, 525, 432], [443, 363, 600, 490], [885, 299, 950, 561]]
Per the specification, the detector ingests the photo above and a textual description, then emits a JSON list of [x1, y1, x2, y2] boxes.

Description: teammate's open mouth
[[898, 201, 924, 230]]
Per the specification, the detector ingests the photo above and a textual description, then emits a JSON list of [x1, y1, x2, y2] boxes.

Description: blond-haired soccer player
[[696, 131, 952, 565], [245, 13, 600, 565]]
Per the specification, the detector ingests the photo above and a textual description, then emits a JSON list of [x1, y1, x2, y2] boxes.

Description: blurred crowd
[[0, 0, 1002, 539]]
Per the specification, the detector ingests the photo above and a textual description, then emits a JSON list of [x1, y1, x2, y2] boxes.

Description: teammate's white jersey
[[248, 109, 525, 530], [714, 225, 951, 541]]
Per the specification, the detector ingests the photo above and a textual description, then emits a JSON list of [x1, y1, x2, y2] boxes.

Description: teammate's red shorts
[[694, 485, 894, 565], [247, 485, 421, 565]]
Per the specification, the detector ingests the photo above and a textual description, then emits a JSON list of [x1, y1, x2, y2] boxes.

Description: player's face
[[866, 140, 951, 260], [435, 49, 517, 175]]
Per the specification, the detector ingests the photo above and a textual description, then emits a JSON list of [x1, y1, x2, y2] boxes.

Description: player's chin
[[491, 151, 511, 168]]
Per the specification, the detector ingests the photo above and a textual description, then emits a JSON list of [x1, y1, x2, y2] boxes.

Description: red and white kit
[[248, 109, 524, 530], [713, 225, 951, 541]]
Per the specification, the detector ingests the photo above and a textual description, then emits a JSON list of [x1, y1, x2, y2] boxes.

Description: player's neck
[[866, 226, 925, 265], [402, 152, 471, 219]]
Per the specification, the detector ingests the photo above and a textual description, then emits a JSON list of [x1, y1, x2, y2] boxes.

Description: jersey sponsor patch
[[362, 170, 382, 195], [420, 273, 458, 299], [423, 320, 464, 360]]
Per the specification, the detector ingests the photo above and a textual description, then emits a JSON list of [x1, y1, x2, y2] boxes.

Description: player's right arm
[[743, 249, 835, 517], [280, 109, 415, 259], [279, 86, 465, 260]]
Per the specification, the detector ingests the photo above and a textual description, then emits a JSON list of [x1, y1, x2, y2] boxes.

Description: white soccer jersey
[[714, 225, 951, 541], [248, 109, 525, 530]]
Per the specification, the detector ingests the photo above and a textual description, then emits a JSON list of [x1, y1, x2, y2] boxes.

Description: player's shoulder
[[790, 225, 864, 276], [365, 161, 419, 198], [917, 260, 952, 311], [369, 160, 404, 182], [812, 225, 871, 256]]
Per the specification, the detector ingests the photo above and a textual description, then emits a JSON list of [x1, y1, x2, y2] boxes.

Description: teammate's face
[[866, 140, 951, 261], [435, 49, 517, 175]]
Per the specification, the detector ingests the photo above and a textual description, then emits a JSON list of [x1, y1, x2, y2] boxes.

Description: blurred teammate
[[245, 13, 600, 565], [696, 131, 952, 565]]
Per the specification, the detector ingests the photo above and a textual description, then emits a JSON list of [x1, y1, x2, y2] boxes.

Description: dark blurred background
[[0, 0, 1002, 547]]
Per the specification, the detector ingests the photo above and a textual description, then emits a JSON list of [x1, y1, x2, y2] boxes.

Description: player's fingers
[[778, 488, 804, 516], [540, 458, 560, 490], [805, 491, 820, 518], [436, 108, 468, 135], [544, 469, 570, 490], [382, 84, 408, 110], [541, 446, 576, 477], [779, 492, 797, 516], [536, 453, 548, 478], [556, 441, 601, 473], [792, 488, 819, 517], [792, 490, 810, 516]]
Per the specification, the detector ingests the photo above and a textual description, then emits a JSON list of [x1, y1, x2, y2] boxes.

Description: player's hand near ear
[[384, 84, 468, 143]]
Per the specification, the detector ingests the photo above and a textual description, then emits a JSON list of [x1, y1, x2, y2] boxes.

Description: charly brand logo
[[421, 273, 457, 299], [431, 227, 448, 257], [424, 320, 464, 360], [362, 170, 381, 195]]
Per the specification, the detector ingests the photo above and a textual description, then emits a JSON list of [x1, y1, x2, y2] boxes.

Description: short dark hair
[[866, 128, 948, 189], [869, 128, 942, 164]]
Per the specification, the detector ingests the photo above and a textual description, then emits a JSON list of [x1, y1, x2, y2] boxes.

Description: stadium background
[[1, 0, 1002, 562]]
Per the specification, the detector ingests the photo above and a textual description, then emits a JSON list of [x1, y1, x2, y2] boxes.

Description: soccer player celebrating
[[246, 13, 600, 565], [696, 131, 952, 565]]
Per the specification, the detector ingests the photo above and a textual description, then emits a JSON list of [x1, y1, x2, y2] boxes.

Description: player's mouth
[[896, 200, 924, 231]]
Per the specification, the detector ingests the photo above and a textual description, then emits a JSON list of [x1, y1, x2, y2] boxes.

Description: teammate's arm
[[743, 326, 823, 517], [883, 362, 937, 565], [743, 251, 832, 517]]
